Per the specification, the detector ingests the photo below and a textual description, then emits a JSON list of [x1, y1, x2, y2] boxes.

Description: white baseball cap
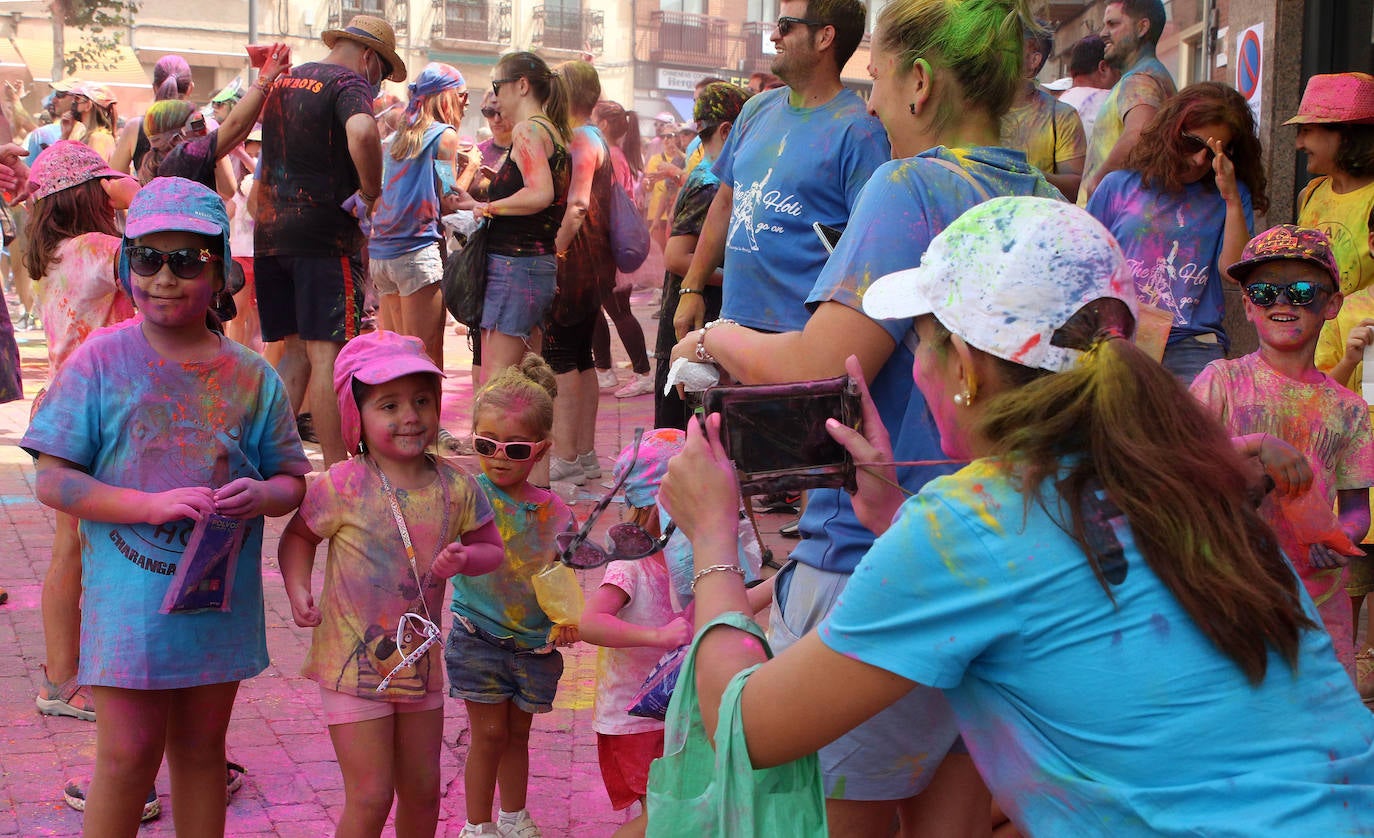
[[862, 196, 1137, 373], [1044, 77, 1074, 91]]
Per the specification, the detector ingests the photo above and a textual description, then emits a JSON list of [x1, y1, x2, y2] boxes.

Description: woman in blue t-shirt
[[1087, 81, 1267, 383], [660, 197, 1374, 837]]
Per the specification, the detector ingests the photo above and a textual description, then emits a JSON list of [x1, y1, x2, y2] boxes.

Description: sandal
[[226, 760, 246, 800], [36, 665, 96, 721], [64, 779, 159, 822]]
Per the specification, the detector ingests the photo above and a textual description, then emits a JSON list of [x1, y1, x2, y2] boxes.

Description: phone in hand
[[704, 375, 861, 496]]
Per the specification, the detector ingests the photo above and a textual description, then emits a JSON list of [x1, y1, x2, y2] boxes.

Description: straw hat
[[1284, 73, 1374, 126], [322, 15, 407, 82]]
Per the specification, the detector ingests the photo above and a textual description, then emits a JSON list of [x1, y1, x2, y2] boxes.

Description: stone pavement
[[0, 291, 795, 836]]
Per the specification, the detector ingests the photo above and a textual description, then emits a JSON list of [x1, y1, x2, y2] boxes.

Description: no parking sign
[[1235, 24, 1264, 128]]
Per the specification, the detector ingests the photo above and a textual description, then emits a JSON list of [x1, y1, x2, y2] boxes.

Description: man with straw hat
[[255, 14, 407, 466]]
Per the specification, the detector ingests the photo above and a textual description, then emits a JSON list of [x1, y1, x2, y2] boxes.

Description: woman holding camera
[[660, 196, 1374, 837], [667, 0, 1058, 831]]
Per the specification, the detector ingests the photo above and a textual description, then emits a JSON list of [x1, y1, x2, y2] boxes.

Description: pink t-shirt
[[39, 233, 135, 375], [592, 556, 678, 735]]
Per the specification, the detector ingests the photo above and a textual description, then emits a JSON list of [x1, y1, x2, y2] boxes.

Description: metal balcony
[[531, 5, 604, 54], [741, 20, 775, 75], [431, 0, 511, 44], [649, 10, 728, 67]]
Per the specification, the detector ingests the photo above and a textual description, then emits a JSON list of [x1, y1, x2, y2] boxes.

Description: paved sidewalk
[[0, 292, 796, 836]]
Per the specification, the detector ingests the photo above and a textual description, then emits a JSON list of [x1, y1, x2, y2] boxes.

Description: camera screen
[[720, 393, 848, 476]]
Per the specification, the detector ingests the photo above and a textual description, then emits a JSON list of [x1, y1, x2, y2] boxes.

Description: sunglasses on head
[[473, 434, 543, 461], [555, 428, 674, 569], [125, 245, 222, 279], [776, 15, 827, 35], [1180, 130, 1234, 159], [1242, 280, 1329, 308], [481, 105, 499, 118]]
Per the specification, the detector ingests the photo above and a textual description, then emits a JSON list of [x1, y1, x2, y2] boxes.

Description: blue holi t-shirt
[[370, 121, 452, 260], [21, 319, 311, 689], [797, 146, 1061, 574], [1087, 168, 1253, 347], [822, 460, 1374, 836], [714, 87, 888, 333]]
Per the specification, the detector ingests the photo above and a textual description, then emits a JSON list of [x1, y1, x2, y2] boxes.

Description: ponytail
[[542, 73, 572, 144], [474, 352, 557, 437], [496, 52, 572, 144], [620, 112, 644, 177], [973, 328, 1314, 684]]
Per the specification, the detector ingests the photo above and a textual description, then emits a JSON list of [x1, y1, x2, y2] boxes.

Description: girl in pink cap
[[279, 328, 503, 837]]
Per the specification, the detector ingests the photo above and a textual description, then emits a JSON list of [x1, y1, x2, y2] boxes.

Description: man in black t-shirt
[[254, 14, 404, 465]]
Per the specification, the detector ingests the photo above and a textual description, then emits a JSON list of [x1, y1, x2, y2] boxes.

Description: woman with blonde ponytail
[[661, 197, 1374, 836]]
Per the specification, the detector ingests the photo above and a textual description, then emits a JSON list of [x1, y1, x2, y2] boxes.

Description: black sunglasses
[[776, 15, 827, 35], [1180, 131, 1234, 160], [125, 246, 222, 280], [481, 106, 499, 119], [1242, 280, 1329, 308], [491, 76, 520, 95], [472, 434, 542, 461], [556, 428, 675, 569]]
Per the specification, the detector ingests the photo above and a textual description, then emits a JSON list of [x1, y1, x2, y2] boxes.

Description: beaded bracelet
[[694, 318, 737, 364], [691, 564, 745, 593], [678, 287, 703, 296]]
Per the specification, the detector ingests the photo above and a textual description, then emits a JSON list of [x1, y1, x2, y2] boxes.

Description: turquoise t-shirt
[[21, 319, 311, 689], [714, 87, 889, 333], [823, 461, 1374, 835]]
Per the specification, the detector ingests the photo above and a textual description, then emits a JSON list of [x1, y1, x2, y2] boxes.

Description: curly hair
[[1126, 81, 1270, 214], [1332, 123, 1374, 178]]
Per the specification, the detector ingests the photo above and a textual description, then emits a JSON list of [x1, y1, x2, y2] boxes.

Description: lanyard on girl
[[374, 458, 452, 693]]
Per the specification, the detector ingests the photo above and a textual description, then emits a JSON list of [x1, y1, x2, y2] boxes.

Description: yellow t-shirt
[[1297, 176, 1374, 295], [1000, 87, 1086, 178], [1315, 287, 1374, 542]]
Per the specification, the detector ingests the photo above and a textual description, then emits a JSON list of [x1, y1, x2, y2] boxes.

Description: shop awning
[[12, 32, 151, 110]]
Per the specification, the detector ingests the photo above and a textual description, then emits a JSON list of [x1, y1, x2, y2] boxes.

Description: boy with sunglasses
[[1192, 225, 1374, 684]]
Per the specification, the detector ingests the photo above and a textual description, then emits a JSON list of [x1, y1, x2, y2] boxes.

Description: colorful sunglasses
[[1242, 280, 1327, 308], [125, 246, 222, 280], [472, 434, 543, 461]]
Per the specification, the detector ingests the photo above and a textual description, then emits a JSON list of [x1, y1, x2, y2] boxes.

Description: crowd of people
[[1, 0, 1374, 834]]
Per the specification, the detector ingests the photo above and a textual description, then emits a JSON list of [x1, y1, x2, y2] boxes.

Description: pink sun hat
[[1284, 73, 1374, 126], [30, 140, 134, 201], [334, 330, 446, 456]]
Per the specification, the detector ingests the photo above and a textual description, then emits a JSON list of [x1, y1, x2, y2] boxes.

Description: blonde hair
[[473, 354, 558, 437], [390, 87, 466, 161]]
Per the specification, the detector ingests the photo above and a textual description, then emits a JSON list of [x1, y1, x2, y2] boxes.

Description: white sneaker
[[614, 373, 654, 398], [578, 451, 601, 479], [596, 369, 620, 390], [498, 809, 542, 838], [548, 455, 586, 485], [460, 823, 502, 837]]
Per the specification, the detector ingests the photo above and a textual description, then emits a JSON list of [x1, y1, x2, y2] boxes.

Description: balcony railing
[[330, 0, 384, 31], [741, 21, 775, 75], [432, 0, 510, 43], [649, 10, 728, 67], [531, 5, 604, 54]]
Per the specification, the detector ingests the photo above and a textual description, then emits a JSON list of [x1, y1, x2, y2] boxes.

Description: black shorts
[[255, 253, 364, 343], [543, 314, 596, 374]]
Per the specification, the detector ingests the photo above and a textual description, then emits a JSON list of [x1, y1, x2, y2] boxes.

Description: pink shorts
[[319, 686, 444, 726], [597, 729, 665, 810]]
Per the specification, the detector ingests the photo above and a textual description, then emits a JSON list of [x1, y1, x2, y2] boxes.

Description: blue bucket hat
[[119, 177, 242, 310]]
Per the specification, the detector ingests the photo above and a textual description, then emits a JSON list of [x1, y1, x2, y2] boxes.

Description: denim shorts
[[371, 244, 443, 297], [445, 617, 563, 714], [481, 253, 557, 339], [769, 561, 961, 800]]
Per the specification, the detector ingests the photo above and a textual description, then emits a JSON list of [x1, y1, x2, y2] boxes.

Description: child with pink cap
[[278, 328, 504, 836], [21, 176, 311, 835]]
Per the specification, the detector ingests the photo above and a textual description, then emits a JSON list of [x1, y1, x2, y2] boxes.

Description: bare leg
[[482, 329, 533, 383], [42, 511, 82, 684], [824, 799, 899, 838], [552, 370, 582, 462], [304, 339, 346, 464], [329, 715, 398, 838], [274, 334, 310, 414], [164, 681, 239, 837], [897, 754, 992, 837], [84, 687, 169, 838], [495, 703, 534, 813], [463, 700, 512, 825], [574, 368, 598, 455], [396, 283, 445, 370], [378, 292, 401, 334], [391, 708, 444, 837]]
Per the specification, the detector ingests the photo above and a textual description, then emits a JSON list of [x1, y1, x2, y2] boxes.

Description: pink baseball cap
[[30, 140, 133, 201], [334, 330, 446, 456], [1284, 73, 1374, 126]]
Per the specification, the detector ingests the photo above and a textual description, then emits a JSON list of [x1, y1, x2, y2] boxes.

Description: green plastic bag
[[645, 611, 827, 837]]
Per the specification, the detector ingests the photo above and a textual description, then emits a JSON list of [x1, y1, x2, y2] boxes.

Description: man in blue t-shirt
[[1083, 0, 1176, 196], [671, 0, 889, 338]]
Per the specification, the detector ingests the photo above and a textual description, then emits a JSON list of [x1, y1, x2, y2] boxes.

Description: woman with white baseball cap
[[659, 196, 1374, 836]]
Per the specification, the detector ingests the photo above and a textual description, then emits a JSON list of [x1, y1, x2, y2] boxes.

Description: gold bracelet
[[691, 564, 745, 593]]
